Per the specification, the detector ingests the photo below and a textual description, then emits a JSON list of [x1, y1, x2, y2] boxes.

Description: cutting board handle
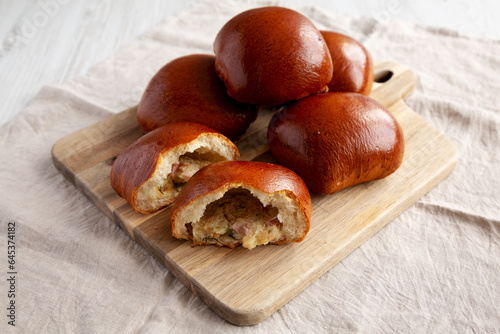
[[371, 61, 416, 108]]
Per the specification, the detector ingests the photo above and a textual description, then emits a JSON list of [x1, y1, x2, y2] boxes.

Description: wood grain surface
[[51, 62, 458, 325]]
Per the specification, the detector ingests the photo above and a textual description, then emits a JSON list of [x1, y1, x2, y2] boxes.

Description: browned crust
[[267, 92, 404, 195], [213, 7, 333, 106], [137, 54, 258, 141], [320, 31, 374, 96], [110, 122, 239, 213], [170, 161, 312, 244]]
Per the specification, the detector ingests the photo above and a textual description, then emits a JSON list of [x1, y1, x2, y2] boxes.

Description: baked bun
[[320, 31, 374, 95], [267, 93, 404, 195], [170, 161, 311, 250], [137, 54, 258, 141], [213, 6, 333, 106], [111, 122, 239, 214]]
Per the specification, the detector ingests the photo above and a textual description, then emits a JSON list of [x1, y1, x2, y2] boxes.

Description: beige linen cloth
[[1, 0, 499, 332]]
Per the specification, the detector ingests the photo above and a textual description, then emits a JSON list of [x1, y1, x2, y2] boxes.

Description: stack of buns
[[110, 6, 404, 249]]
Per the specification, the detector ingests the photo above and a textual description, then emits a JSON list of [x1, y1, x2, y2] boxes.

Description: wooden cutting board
[[51, 62, 458, 326]]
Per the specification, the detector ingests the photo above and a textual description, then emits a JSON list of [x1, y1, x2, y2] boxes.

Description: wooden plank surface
[[51, 62, 458, 326]]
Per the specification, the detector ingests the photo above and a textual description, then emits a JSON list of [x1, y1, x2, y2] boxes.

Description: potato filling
[[158, 153, 213, 195], [188, 188, 283, 249]]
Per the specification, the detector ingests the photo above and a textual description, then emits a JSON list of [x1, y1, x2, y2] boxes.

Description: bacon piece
[[266, 217, 280, 226]]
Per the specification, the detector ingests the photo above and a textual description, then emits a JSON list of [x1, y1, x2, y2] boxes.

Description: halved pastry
[[110, 122, 239, 214], [170, 161, 311, 250]]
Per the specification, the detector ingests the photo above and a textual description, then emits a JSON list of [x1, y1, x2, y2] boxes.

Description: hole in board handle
[[374, 70, 393, 83]]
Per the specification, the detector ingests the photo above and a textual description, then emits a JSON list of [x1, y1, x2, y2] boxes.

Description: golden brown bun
[[267, 93, 404, 195], [214, 6, 333, 106], [137, 54, 258, 141], [110, 122, 239, 214], [171, 161, 311, 249], [321, 31, 374, 95]]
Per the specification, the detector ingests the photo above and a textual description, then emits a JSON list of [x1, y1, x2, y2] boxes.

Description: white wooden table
[[1, 0, 499, 126]]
